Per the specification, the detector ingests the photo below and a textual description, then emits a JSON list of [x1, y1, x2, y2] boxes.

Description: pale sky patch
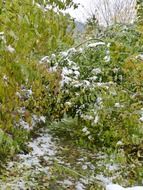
[[67, 0, 91, 22], [67, 0, 136, 25]]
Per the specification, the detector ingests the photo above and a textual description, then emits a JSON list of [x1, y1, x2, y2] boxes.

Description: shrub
[[47, 29, 143, 149], [0, 0, 75, 163]]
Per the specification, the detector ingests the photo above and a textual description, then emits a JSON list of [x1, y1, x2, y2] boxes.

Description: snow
[[61, 76, 72, 86], [106, 184, 125, 190], [104, 55, 111, 62], [127, 188, 143, 190], [67, 47, 77, 54], [21, 88, 33, 98], [63, 67, 73, 75], [139, 117, 143, 122], [61, 51, 68, 57], [114, 103, 124, 108], [49, 65, 58, 72], [79, 48, 83, 53], [71, 65, 79, 70], [136, 54, 143, 61], [108, 164, 119, 172], [65, 101, 72, 107], [113, 68, 119, 73], [27, 89, 33, 96], [74, 70, 80, 76], [0, 32, 4, 35], [39, 116, 46, 123], [16, 92, 21, 98], [19, 119, 30, 130], [92, 68, 102, 74], [40, 56, 49, 63], [82, 127, 90, 136], [0, 130, 57, 189], [96, 97, 103, 104], [75, 182, 85, 190], [0, 32, 6, 43], [93, 115, 99, 124], [6, 45, 15, 53], [63, 179, 73, 186], [1, 127, 142, 189], [116, 141, 123, 146], [139, 108, 143, 122], [83, 80, 90, 87], [87, 42, 106, 48], [81, 115, 94, 121], [106, 184, 143, 190], [96, 174, 112, 185], [82, 165, 88, 170], [89, 76, 98, 81], [3, 75, 8, 81]]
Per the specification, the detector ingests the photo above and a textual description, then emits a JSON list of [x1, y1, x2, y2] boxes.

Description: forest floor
[[0, 127, 142, 190]]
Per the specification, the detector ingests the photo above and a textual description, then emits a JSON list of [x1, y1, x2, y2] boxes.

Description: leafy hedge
[[48, 24, 143, 149], [0, 0, 75, 163]]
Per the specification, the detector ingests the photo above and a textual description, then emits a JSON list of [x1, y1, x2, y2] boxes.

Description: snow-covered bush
[[47, 31, 143, 148]]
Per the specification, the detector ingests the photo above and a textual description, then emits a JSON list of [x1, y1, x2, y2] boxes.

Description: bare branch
[[85, 0, 137, 26]]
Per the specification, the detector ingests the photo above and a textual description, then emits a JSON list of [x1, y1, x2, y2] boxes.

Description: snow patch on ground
[[106, 184, 143, 190], [0, 129, 142, 190], [75, 181, 86, 190], [0, 130, 56, 189]]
